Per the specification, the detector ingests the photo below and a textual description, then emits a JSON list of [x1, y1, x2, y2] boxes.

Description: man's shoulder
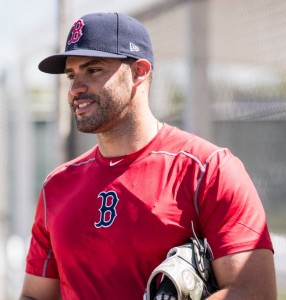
[[44, 146, 97, 185], [160, 124, 228, 164]]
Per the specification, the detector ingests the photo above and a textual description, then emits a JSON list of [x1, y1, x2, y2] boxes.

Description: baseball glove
[[144, 223, 218, 300]]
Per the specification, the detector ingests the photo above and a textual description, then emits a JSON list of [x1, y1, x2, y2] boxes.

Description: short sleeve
[[197, 150, 273, 259], [25, 188, 59, 278]]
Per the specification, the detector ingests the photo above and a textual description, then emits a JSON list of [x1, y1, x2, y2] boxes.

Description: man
[[20, 12, 276, 300]]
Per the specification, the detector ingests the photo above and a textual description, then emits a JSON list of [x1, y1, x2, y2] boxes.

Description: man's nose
[[69, 77, 88, 97]]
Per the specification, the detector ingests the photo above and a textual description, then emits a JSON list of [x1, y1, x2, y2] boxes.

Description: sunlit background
[[1, 0, 286, 299]]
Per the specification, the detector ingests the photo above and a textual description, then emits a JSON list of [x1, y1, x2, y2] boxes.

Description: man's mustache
[[72, 93, 101, 103]]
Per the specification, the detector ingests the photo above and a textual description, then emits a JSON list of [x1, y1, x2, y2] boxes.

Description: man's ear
[[132, 59, 152, 86]]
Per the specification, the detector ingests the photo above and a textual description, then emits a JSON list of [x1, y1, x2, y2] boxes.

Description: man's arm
[[209, 248, 276, 300], [19, 273, 62, 300]]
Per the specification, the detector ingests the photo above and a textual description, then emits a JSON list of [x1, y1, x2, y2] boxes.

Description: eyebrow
[[64, 59, 105, 73]]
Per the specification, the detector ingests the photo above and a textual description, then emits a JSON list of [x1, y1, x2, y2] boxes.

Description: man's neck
[[96, 116, 160, 158]]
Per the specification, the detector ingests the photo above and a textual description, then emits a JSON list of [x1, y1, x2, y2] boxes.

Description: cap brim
[[38, 49, 128, 74]]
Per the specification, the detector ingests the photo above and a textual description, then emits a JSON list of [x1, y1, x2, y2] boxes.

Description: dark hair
[[121, 57, 137, 65]]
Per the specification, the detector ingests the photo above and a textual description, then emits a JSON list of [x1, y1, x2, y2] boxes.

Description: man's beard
[[71, 90, 130, 134], [75, 115, 105, 133], [70, 93, 102, 133]]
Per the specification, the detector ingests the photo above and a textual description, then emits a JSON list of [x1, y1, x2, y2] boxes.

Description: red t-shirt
[[26, 124, 273, 299]]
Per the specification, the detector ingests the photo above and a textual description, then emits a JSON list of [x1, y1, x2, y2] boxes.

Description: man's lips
[[73, 99, 95, 115]]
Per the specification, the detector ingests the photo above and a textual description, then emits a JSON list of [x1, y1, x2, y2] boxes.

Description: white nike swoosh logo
[[109, 159, 124, 167]]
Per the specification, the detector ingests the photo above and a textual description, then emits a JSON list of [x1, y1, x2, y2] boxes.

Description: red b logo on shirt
[[67, 19, 84, 45], [94, 191, 119, 228]]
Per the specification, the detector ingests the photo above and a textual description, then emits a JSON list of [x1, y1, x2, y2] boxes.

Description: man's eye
[[66, 74, 74, 80], [88, 68, 101, 75]]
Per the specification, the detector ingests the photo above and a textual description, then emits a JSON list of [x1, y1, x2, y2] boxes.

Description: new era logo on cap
[[130, 42, 140, 52], [38, 12, 154, 74]]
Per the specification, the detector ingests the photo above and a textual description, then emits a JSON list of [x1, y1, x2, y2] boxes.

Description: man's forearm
[[207, 287, 276, 300]]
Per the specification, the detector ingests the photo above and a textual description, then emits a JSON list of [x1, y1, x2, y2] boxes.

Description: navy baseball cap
[[38, 12, 154, 74]]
